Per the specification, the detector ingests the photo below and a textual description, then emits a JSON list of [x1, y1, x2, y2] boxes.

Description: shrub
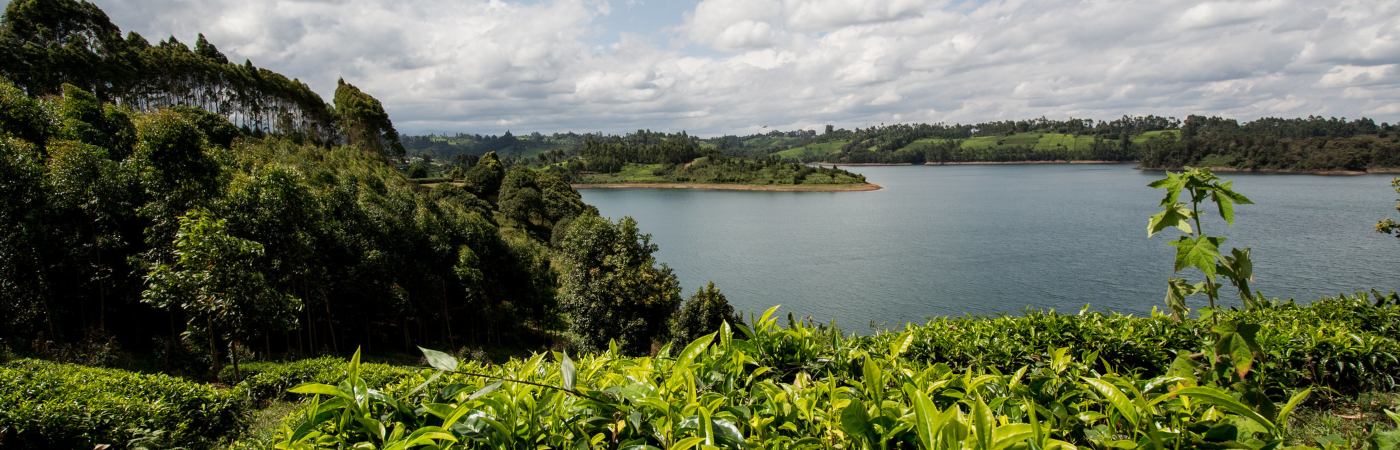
[[279, 306, 1355, 449], [670, 281, 742, 348], [0, 359, 247, 449]]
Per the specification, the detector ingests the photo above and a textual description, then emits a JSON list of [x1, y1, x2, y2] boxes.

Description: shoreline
[[820, 160, 1400, 175], [926, 160, 1128, 166], [812, 160, 1132, 167], [1143, 166, 1400, 176], [572, 182, 882, 192]]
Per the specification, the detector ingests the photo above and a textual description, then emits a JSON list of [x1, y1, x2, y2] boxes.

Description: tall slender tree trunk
[[207, 316, 221, 378], [231, 338, 241, 381]]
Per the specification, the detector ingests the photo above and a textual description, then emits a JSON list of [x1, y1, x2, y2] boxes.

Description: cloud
[[81, 0, 1400, 135]]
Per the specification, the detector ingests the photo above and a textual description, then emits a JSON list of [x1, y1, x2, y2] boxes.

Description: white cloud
[[81, 0, 1400, 135]]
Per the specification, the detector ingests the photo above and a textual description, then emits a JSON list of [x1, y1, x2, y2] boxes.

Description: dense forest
[[0, 0, 738, 378], [1139, 115, 1400, 171]]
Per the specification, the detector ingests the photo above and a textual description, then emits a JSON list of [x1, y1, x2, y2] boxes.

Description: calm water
[[581, 164, 1399, 329]]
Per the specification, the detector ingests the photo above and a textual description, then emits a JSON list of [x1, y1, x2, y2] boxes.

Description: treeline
[[1140, 115, 1400, 171], [571, 129, 704, 173], [0, 0, 405, 153], [401, 131, 582, 160], [551, 129, 866, 185], [689, 114, 1400, 169]]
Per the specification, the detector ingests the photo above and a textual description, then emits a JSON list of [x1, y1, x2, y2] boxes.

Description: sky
[[62, 0, 1400, 135]]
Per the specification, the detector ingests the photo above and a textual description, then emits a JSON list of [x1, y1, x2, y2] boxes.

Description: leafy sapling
[[1147, 168, 1259, 320]]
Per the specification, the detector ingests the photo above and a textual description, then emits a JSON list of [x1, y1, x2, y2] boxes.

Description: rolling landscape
[[2, 1, 1400, 449]]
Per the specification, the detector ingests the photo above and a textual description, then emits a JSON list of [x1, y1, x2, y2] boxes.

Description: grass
[[894, 137, 958, 154], [1035, 133, 1098, 152], [576, 163, 669, 183], [774, 140, 848, 160], [1133, 129, 1180, 144], [1289, 392, 1400, 448], [222, 400, 300, 449]]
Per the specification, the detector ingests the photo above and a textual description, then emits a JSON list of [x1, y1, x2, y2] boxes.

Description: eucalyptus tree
[[334, 79, 403, 158]]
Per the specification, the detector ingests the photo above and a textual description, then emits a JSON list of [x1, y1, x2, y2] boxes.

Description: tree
[[0, 136, 50, 340], [0, 78, 54, 146], [142, 209, 300, 378], [670, 281, 741, 348], [334, 78, 403, 158], [462, 151, 504, 199], [1379, 178, 1400, 238], [499, 167, 544, 227], [557, 214, 681, 354]]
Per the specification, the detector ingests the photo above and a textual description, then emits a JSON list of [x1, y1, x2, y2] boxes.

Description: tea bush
[[271, 298, 1400, 449], [222, 356, 419, 402], [895, 293, 1400, 395], [0, 359, 247, 449]]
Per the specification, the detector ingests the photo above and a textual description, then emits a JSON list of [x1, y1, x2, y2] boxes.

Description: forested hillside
[[0, 0, 741, 380], [1139, 115, 1400, 171]]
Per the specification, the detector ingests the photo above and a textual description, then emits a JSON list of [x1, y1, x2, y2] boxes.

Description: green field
[[1133, 129, 1181, 144], [774, 140, 848, 160], [576, 163, 670, 183], [955, 133, 1098, 152]]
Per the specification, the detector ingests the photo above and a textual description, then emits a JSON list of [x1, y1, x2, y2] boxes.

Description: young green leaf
[[1170, 236, 1223, 276], [1147, 204, 1194, 237], [1178, 386, 1276, 435], [560, 352, 576, 391], [418, 346, 458, 372], [1082, 377, 1141, 429]]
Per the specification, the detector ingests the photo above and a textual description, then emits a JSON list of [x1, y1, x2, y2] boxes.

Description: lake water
[[581, 164, 1399, 329]]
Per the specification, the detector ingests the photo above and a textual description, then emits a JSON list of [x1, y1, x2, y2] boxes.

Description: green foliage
[[1378, 177, 1400, 238], [901, 294, 1400, 395], [334, 79, 403, 158], [563, 130, 868, 186], [143, 209, 301, 377], [670, 281, 743, 348], [56, 83, 135, 154], [276, 298, 1400, 449], [0, 78, 54, 145], [1147, 168, 1258, 319], [0, 358, 248, 449], [557, 214, 682, 354], [221, 356, 417, 403], [1140, 115, 1399, 171], [0, 79, 567, 364], [0, 136, 49, 336], [462, 151, 504, 198]]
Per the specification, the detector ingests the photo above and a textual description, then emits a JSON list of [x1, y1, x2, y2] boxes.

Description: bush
[[0, 359, 247, 449], [222, 356, 418, 403], [896, 292, 1400, 395], [280, 301, 1394, 449], [670, 281, 742, 348]]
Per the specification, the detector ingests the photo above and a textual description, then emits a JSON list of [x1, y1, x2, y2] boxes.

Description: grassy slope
[[1133, 129, 1181, 144], [773, 140, 848, 159], [575, 163, 670, 183], [889, 131, 1176, 160]]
